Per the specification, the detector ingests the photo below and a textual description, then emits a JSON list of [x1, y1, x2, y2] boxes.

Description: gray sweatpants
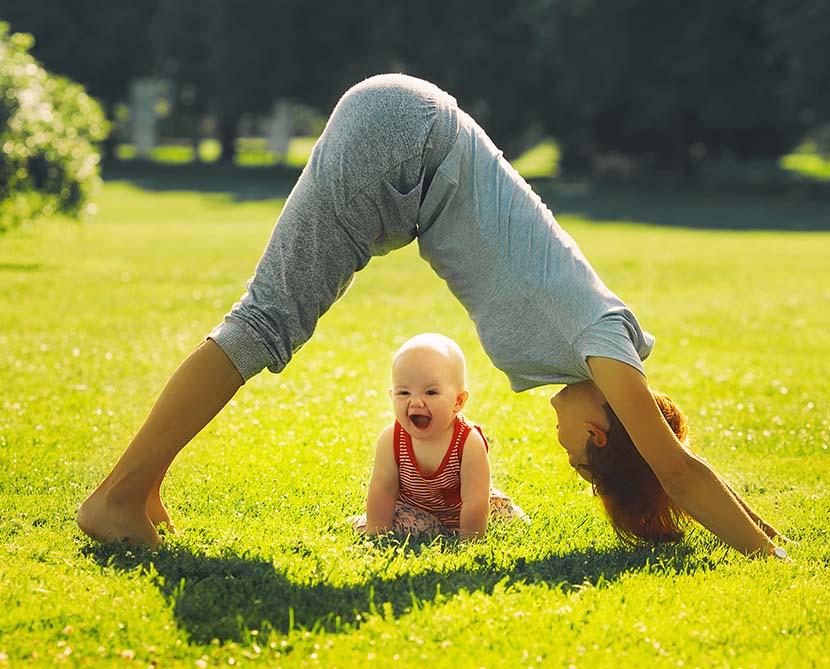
[[208, 74, 460, 381], [209, 74, 653, 388]]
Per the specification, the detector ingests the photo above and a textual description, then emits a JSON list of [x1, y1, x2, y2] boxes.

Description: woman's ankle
[[77, 487, 160, 546], [97, 477, 151, 510]]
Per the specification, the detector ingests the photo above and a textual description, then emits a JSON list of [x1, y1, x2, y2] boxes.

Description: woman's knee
[[329, 73, 437, 140], [339, 73, 428, 110], [309, 74, 437, 211]]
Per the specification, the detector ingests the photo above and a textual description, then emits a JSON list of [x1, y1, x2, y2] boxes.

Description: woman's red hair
[[585, 392, 690, 543]]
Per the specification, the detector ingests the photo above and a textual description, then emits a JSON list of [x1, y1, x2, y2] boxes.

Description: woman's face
[[549, 381, 609, 481]]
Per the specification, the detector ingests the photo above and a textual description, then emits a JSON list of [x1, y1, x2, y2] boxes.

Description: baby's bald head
[[392, 333, 467, 391]]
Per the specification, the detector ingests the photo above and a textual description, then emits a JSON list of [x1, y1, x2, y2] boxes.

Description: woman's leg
[[206, 74, 458, 382], [78, 75, 458, 547], [77, 340, 243, 546], [147, 463, 174, 531]]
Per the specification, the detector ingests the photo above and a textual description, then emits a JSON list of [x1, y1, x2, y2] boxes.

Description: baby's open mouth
[[409, 414, 432, 429]]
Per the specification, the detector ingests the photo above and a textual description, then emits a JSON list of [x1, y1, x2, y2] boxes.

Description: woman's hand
[[720, 479, 797, 546], [757, 519, 798, 545]]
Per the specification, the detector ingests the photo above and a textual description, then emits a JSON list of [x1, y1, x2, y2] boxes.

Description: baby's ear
[[455, 390, 469, 412]]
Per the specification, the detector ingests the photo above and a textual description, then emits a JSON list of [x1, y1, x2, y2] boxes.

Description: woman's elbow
[[659, 454, 703, 499]]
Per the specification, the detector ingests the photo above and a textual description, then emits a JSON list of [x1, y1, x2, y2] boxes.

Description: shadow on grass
[[102, 158, 830, 231], [0, 262, 41, 272], [535, 180, 830, 231], [82, 539, 697, 644], [101, 160, 301, 203]]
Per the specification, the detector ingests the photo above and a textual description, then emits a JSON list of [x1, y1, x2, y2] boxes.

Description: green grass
[[113, 136, 563, 182], [1, 173, 829, 668], [511, 140, 561, 179], [115, 137, 318, 169], [115, 135, 830, 186], [780, 152, 830, 181]]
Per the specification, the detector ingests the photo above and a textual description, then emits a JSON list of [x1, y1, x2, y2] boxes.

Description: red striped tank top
[[394, 414, 489, 529]]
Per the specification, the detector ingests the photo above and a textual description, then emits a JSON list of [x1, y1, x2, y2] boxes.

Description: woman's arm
[[719, 477, 791, 542], [364, 425, 399, 534], [459, 430, 491, 540], [587, 356, 778, 557]]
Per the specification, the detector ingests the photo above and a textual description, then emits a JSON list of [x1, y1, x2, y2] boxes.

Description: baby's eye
[[426, 389, 439, 396], [396, 390, 410, 396]]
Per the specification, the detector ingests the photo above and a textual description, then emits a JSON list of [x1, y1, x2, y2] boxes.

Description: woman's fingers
[[777, 533, 800, 545], [764, 522, 800, 545]]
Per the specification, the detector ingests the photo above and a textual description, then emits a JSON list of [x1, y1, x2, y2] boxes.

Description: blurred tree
[[281, 0, 374, 111], [0, 23, 109, 230], [128, 0, 363, 163], [540, 0, 801, 174], [202, 0, 290, 162], [3, 0, 822, 174], [151, 0, 213, 160], [764, 1, 830, 141], [384, 0, 546, 157], [0, 0, 159, 157]]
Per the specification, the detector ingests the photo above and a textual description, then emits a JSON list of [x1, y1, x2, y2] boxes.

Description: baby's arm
[[459, 429, 491, 540], [365, 424, 399, 534]]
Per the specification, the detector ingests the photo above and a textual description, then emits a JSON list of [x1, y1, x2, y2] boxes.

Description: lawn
[[112, 135, 830, 186], [1, 167, 829, 668]]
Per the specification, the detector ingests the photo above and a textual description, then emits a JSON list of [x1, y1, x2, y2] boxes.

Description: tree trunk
[[102, 100, 118, 162], [191, 125, 202, 164], [219, 117, 237, 163]]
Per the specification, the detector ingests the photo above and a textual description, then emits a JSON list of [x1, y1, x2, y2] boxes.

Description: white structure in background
[[267, 101, 293, 159], [129, 79, 163, 158]]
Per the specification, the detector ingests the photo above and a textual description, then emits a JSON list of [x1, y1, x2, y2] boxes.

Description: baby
[[350, 333, 524, 539]]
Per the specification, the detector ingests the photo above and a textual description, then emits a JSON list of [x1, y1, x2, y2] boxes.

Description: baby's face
[[390, 346, 467, 441]]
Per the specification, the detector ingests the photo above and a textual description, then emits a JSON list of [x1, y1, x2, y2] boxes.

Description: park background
[[1, 1, 829, 667]]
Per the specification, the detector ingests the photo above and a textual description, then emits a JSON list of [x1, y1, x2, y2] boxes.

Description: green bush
[[0, 22, 109, 232]]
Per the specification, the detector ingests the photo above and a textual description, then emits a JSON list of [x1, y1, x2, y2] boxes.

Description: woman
[[77, 74, 789, 558]]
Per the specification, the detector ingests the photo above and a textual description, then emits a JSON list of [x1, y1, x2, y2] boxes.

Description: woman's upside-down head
[[551, 381, 690, 542]]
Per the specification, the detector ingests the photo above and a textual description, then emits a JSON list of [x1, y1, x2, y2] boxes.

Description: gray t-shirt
[[417, 109, 654, 391]]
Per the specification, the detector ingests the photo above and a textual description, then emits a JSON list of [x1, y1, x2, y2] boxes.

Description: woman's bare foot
[[77, 488, 160, 548], [146, 494, 176, 534]]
